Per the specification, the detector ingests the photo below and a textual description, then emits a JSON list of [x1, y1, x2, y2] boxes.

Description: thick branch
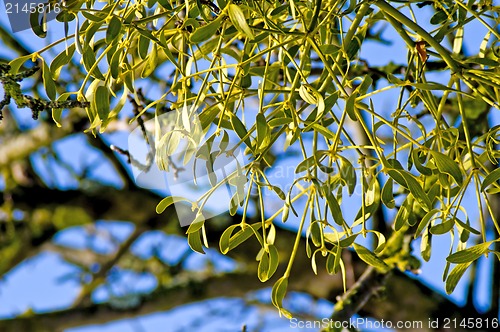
[[0, 272, 266, 332], [321, 267, 388, 332], [0, 115, 87, 168]]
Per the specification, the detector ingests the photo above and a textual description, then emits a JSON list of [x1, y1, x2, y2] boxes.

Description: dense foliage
[[3, 0, 500, 322]]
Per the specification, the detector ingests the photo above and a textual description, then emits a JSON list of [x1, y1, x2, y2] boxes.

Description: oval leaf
[[430, 151, 463, 185], [228, 4, 254, 40], [353, 243, 390, 273], [156, 196, 190, 214], [445, 262, 472, 294], [446, 242, 492, 264]]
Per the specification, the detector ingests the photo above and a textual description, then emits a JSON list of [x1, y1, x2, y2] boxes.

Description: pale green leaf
[[481, 167, 500, 191], [156, 196, 190, 214], [445, 262, 472, 294], [228, 4, 254, 40], [430, 151, 463, 185], [447, 242, 492, 264], [353, 243, 391, 273]]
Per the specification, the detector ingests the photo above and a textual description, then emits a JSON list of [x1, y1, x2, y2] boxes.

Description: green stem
[[382, 11, 415, 48], [283, 192, 312, 277], [343, 3, 371, 47], [375, 0, 461, 73], [308, 0, 322, 32], [454, 79, 477, 168]]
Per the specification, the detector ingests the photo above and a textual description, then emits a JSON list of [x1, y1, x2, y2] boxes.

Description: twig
[[323, 266, 388, 331], [71, 226, 147, 307]]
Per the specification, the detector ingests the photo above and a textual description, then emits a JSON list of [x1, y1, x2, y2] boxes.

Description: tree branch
[[322, 267, 388, 331]]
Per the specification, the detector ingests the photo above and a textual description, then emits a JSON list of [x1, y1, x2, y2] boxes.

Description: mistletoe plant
[[4, 0, 500, 321]]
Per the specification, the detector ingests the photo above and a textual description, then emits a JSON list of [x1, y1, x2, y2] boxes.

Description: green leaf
[[430, 10, 448, 25], [271, 185, 286, 200], [430, 218, 455, 235], [299, 84, 324, 114], [369, 231, 387, 254], [345, 25, 366, 60], [311, 250, 319, 274], [415, 209, 440, 238], [227, 223, 262, 251], [319, 44, 339, 55], [230, 114, 252, 149], [271, 276, 291, 318], [453, 27, 464, 54], [156, 196, 190, 214], [339, 234, 359, 248], [196, 0, 213, 22], [50, 44, 76, 79], [42, 60, 57, 101], [30, 11, 47, 38], [481, 167, 500, 191], [447, 242, 492, 264], [141, 43, 158, 78], [325, 191, 345, 226], [258, 249, 270, 281], [188, 229, 206, 254], [353, 243, 391, 273], [387, 73, 403, 85], [227, 4, 254, 40], [94, 85, 110, 121], [282, 203, 290, 222], [339, 156, 356, 196], [158, 0, 172, 9], [56, 10, 76, 23], [412, 149, 432, 176], [381, 178, 395, 208], [82, 46, 105, 80], [185, 214, 205, 234], [52, 92, 73, 127], [295, 156, 316, 173], [258, 245, 279, 281], [268, 244, 279, 278], [138, 34, 151, 60], [421, 228, 432, 262], [309, 123, 335, 140], [445, 262, 472, 294], [109, 48, 122, 79], [357, 75, 373, 95], [190, 16, 223, 43], [229, 194, 239, 216], [430, 151, 463, 185], [309, 221, 322, 247], [269, 117, 293, 128], [106, 16, 122, 43], [326, 251, 336, 274], [206, 159, 217, 186], [8, 56, 32, 75], [387, 169, 431, 210], [345, 94, 357, 121], [455, 217, 481, 236], [394, 197, 412, 231], [82, 10, 107, 23], [256, 113, 270, 152]]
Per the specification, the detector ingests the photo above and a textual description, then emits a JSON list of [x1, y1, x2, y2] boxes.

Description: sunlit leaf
[[447, 242, 492, 264], [353, 243, 391, 273], [445, 262, 472, 294], [227, 4, 254, 40], [156, 196, 190, 214], [430, 151, 463, 185]]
